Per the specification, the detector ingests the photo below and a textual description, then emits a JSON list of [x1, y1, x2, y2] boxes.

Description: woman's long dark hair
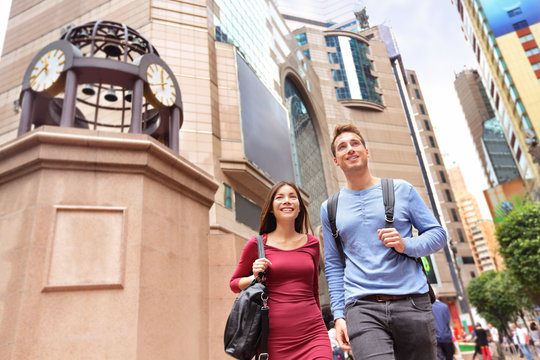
[[258, 181, 312, 235]]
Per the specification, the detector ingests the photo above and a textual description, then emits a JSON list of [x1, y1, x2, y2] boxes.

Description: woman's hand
[[252, 258, 272, 279]]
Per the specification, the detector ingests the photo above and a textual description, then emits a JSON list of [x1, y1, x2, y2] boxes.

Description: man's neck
[[345, 170, 378, 191]]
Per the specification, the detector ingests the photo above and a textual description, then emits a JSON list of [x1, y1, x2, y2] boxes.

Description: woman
[[230, 181, 332, 359]]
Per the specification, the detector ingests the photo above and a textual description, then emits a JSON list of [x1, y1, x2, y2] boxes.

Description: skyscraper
[[451, 0, 540, 199], [447, 166, 503, 272], [454, 68, 521, 187]]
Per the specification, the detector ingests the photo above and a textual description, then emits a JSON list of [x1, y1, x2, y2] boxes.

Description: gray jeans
[[345, 294, 437, 360]]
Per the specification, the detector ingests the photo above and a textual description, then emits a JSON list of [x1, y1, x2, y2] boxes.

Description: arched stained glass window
[[284, 78, 327, 226]]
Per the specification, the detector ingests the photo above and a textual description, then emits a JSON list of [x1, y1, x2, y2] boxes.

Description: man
[[432, 292, 455, 360], [321, 124, 447, 359], [487, 323, 499, 344], [512, 322, 534, 360]]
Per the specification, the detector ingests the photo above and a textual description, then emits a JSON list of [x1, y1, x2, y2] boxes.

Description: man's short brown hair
[[331, 123, 366, 157]]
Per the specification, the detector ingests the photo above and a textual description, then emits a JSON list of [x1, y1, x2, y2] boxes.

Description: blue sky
[[0, 0, 491, 217]]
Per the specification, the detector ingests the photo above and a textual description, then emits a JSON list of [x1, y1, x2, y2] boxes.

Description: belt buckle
[[375, 295, 385, 302]]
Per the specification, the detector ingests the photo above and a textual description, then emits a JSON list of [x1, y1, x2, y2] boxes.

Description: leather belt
[[362, 293, 424, 302]]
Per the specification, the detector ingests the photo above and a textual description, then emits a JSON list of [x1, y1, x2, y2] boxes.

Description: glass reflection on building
[[285, 78, 327, 226], [326, 35, 381, 103]]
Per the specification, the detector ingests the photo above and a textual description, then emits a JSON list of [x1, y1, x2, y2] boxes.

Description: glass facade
[[325, 35, 381, 103], [213, 0, 290, 95], [482, 118, 521, 184], [284, 78, 328, 227]]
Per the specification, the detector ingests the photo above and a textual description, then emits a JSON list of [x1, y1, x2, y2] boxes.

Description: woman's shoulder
[[306, 233, 321, 246]]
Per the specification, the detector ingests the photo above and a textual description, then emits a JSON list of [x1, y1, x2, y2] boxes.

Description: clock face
[[146, 63, 176, 107], [30, 49, 65, 93]]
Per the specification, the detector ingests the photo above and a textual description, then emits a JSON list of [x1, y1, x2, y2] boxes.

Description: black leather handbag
[[224, 235, 269, 360]]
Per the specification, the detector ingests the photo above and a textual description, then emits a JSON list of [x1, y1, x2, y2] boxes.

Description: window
[[507, 7, 522, 17], [532, 62, 540, 71], [434, 153, 441, 165], [429, 136, 436, 147], [224, 184, 232, 209], [415, 89, 421, 99], [526, 47, 540, 56], [303, 49, 311, 60], [451, 208, 459, 221], [519, 34, 534, 43], [457, 228, 465, 243], [440, 171, 447, 183], [513, 20, 529, 31], [419, 103, 426, 115], [424, 120, 431, 131], [295, 32, 308, 46], [462, 256, 475, 264], [445, 189, 452, 202], [235, 192, 261, 230], [410, 74, 416, 84]]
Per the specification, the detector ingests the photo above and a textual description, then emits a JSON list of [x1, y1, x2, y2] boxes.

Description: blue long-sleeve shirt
[[321, 179, 447, 319]]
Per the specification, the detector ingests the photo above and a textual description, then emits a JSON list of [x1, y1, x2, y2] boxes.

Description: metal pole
[[391, 58, 472, 317]]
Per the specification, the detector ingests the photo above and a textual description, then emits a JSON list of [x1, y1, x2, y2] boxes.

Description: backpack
[[327, 178, 436, 303]]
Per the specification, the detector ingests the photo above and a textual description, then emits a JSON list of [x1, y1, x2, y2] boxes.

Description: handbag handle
[[255, 235, 267, 282]]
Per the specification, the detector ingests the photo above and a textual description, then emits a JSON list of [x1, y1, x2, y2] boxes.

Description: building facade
[[451, 0, 540, 199], [447, 166, 503, 273], [406, 69, 477, 289], [454, 68, 521, 187]]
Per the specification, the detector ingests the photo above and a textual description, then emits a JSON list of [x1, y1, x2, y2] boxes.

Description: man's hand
[[335, 318, 351, 351], [377, 228, 405, 253]]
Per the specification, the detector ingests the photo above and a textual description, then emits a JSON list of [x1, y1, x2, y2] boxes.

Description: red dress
[[230, 234, 332, 359]]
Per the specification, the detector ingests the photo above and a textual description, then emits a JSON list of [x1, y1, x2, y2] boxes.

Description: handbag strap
[[255, 235, 269, 360]]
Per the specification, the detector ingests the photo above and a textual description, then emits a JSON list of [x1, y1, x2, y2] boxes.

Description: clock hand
[[160, 69, 164, 90], [30, 67, 46, 87]]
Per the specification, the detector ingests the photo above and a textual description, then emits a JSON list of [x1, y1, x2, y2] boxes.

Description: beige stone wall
[[0, 127, 218, 359]]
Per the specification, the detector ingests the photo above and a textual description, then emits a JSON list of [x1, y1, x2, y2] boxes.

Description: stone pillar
[[0, 126, 218, 359]]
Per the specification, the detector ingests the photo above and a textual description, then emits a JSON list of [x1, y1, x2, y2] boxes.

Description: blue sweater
[[321, 179, 447, 319]]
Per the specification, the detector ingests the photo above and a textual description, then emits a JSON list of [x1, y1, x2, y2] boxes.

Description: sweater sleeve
[[229, 236, 259, 293], [402, 185, 447, 258]]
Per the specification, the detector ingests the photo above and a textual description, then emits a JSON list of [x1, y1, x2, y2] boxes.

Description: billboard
[[236, 53, 296, 182], [481, 0, 540, 37]]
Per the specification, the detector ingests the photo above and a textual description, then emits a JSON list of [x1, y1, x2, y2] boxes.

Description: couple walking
[[230, 124, 447, 359]]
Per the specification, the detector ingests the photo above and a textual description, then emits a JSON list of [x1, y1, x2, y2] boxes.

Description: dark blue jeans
[[345, 294, 437, 360]]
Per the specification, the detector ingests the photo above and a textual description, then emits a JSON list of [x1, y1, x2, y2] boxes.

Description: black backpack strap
[[255, 235, 269, 359], [382, 178, 394, 228], [327, 192, 346, 267]]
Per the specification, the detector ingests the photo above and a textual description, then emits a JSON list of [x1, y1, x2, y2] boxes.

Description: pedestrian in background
[[470, 323, 491, 360], [511, 322, 534, 360], [432, 291, 455, 360], [230, 181, 332, 359], [328, 320, 346, 360], [530, 322, 540, 357], [321, 123, 447, 359]]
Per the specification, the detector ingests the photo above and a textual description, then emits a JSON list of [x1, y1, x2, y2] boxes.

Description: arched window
[[284, 78, 327, 226]]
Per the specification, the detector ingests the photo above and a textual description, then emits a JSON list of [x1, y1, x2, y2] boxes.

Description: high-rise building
[[447, 166, 503, 272], [451, 0, 540, 199], [406, 69, 477, 288], [454, 68, 521, 187]]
